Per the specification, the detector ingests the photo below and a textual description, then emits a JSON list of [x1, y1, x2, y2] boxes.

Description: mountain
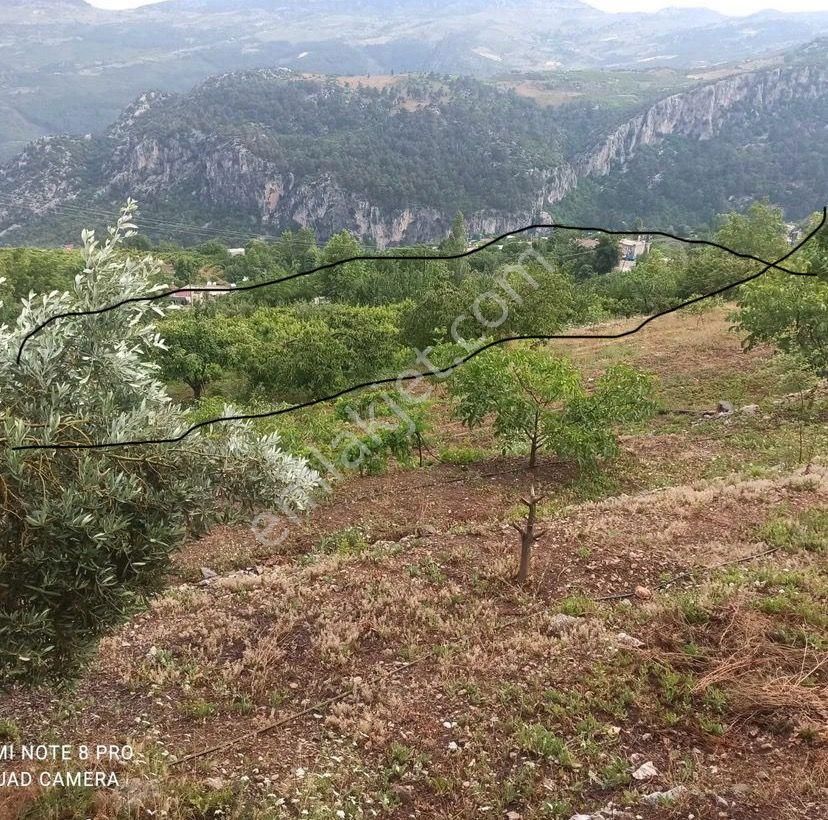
[[557, 48, 828, 230], [1, 0, 827, 160], [0, 74, 572, 245], [0, 0, 89, 11], [1, 44, 826, 247]]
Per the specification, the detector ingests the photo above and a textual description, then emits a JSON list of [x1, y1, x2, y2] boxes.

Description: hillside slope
[[1, 54, 826, 246], [556, 43, 828, 230], [2, 307, 826, 819]]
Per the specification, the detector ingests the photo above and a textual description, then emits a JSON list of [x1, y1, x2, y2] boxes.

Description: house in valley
[[615, 236, 651, 272], [169, 280, 235, 307]]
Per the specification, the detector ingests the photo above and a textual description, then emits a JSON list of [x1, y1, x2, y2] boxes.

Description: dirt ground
[[1, 308, 826, 820]]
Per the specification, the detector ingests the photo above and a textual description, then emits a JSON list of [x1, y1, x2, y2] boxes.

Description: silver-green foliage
[[0, 203, 320, 684]]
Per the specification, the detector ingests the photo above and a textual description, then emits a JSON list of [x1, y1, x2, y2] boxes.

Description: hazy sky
[[86, 0, 828, 12]]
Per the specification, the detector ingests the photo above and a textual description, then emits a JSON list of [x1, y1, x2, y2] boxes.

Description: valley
[[1, 42, 826, 246]]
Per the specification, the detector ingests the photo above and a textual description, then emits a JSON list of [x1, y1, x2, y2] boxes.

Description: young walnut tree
[[448, 345, 656, 471], [512, 484, 546, 584], [0, 202, 321, 684]]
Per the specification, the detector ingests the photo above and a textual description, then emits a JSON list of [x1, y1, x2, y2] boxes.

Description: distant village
[[574, 235, 651, 272], [168, 248, 245, 306]]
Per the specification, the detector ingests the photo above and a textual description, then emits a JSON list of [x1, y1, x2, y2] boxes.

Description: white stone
[[640, 785, 687, 805], [631, 761, 659, 780]]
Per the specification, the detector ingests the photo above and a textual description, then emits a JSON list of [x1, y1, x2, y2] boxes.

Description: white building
[[615, 236, 651, 272], [169, 280, 235, 306]]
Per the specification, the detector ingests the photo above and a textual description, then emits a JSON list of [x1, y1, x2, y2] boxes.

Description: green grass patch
[[439, 444, 490, 465], [0, 718, 20, 741], [756, 588, 827, 630], [181, 698, 217, 719], [657, 354, 808, 413], [21, 787, 96, 819], [675, 595, 713, 625], [514, 722, 574, 765], [758, 508, 827, 554], [598, 755, 631, 788], [556, 595, 597, 617], [406, 557, 446, 584], [317, 526, 370, 556]]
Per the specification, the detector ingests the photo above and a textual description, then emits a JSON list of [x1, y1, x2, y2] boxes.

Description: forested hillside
[[558, 61, 828, 231], [1, 47, 826, 246]]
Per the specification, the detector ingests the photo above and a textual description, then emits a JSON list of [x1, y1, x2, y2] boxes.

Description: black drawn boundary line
[[12, 208, 825, 452], [14, 217, 822, 364]]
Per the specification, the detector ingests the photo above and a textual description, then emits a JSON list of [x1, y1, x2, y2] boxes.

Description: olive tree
[[0, 203, 321, 684], [447, 345, 656, 470]]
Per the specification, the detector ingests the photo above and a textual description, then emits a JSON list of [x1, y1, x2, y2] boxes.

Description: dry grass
[[547, 304, 770, 384], [2, 308, 827, 819], [4, 458, 826, 818]]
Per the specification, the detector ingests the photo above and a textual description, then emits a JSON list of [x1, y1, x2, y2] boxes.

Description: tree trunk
[[512, 484, 545, 584], [528, 410, 540, 470], [517, 535, 532, 584]]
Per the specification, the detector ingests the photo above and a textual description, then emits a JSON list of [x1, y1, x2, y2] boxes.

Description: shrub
[[317, 527, 369, 556], [333, 388, 431, 475], [0, 203, 321, 685]]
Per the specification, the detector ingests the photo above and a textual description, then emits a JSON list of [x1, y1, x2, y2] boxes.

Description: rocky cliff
[[544, 62, 828, 207], [1, 61, 826, 247]]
